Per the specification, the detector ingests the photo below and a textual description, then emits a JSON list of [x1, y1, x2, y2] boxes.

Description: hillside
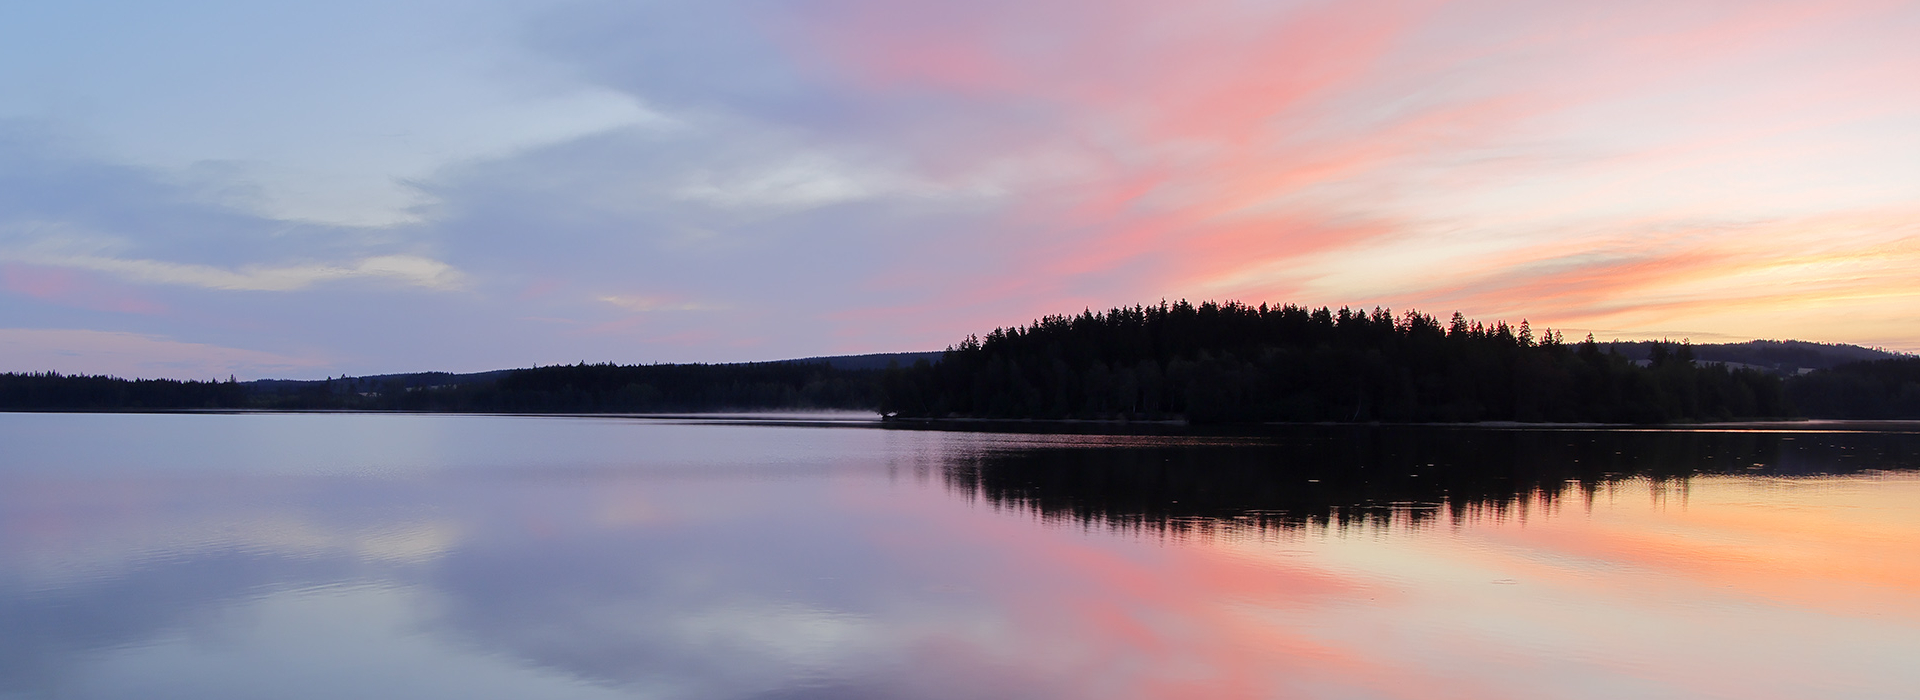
[[1785, 358, 1920, 418], [1607, 340, 1900, 374]]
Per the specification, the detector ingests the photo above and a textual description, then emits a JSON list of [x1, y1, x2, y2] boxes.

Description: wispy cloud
[[671, 154, 903, 211], [1, 264, 168, 314], [0, 250, 467, 292], [597, 295, 724, 313]]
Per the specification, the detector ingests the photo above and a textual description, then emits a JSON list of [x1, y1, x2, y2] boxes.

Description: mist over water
[[2, 414, 1916, 699]]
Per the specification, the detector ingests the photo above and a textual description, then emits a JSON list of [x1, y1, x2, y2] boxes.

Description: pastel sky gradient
[[4, 0, 1918, 378]]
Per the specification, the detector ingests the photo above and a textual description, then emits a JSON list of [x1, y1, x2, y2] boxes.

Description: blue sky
[[5, 0, 1919, 379]]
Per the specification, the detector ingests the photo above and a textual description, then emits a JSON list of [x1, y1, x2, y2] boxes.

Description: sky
[[2, 0, 1918, 379]]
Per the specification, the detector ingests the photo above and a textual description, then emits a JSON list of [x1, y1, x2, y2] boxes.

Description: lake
[[2, 413, 1917, 699]]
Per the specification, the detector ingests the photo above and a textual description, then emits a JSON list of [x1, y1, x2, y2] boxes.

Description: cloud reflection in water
[[1, 415, 1917, 699]]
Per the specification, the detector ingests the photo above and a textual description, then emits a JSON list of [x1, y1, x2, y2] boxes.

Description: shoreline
[[4, 408, 1919, 433]]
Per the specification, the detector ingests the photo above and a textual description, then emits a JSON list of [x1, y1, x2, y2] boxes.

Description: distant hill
[[244, 369, 515, 394], [229, 353, 941, 412], [774, 351, 943, 371], [1605, 340, 1902, 374], [236, 352, 941, 395], [2, 353, 923, 413], [1786, 357, 1920, 419]]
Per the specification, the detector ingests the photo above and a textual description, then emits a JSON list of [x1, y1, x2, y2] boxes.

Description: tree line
[[4, 300, 1915, 422], [879, 300, 1791, 423], [0, 372, 248, 410], [0, 362, 878, 413]]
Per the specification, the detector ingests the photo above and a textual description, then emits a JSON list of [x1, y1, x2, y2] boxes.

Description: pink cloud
[[2, 264, 168, 315], [766, 0, 1920, 346]]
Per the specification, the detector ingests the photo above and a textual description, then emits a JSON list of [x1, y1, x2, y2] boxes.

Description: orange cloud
[[782, 0, 1920, 348]]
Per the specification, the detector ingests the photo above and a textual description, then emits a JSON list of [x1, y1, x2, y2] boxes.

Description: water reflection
[[944, 426, 1920, 533], [1, 415, 1918, 699]]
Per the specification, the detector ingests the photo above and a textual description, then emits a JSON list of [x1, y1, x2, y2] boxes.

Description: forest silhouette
[[0, 361, 875, 413], [881, 301, 1794, 423], [4, 300, 1916, 422]]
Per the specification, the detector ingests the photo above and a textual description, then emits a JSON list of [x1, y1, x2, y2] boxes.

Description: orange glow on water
[[857, 469, 1920, 699], [6, 416, 1917, 697]]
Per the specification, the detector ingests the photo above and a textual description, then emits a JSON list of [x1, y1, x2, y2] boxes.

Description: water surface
[[2, 414, 1917, 699]]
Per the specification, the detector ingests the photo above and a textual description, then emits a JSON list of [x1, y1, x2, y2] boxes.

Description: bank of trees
[[880, 300, 1790, 423], [239, 361, 880, 412], [12, 300, 1911, 423], [1786, 358, 1920, 419], [0, 372, 247, 410], [475, 361, 877, 412], [2, 362, 878, 413]]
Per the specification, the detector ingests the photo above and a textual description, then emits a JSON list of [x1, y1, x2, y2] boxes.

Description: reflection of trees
[[943, 428, 1920, 535]]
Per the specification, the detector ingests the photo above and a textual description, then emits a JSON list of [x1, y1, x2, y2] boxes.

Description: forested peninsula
[[880, 301, 1790, 423], [4, 301, 1916, 422], [879, 301, 1917, 423]]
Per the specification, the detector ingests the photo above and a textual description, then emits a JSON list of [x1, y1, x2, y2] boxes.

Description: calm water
[[2, 414, 1918, 699]]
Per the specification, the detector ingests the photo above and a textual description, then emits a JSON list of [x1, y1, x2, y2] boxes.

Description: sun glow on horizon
[[2, 0, 1918, 377]]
